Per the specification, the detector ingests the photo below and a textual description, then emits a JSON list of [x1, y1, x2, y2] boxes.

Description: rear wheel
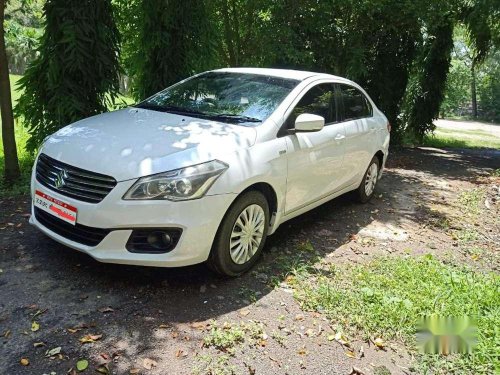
[[354, 156, 380, 203], [208, 191, 270, 276]]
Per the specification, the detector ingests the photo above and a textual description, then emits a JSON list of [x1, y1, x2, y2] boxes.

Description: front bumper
[[30, 178, 236, 267]]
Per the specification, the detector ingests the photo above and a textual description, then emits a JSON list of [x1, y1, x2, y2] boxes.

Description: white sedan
[[30, 68, 390, 276]]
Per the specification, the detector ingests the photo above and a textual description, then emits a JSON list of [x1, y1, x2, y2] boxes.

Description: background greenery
[[1, 0, 499, 192]]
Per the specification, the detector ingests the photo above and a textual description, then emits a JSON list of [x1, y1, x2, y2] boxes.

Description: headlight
[[123, 160, 228, 201]]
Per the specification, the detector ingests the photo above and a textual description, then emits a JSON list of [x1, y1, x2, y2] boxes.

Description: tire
[[208, 191, 270, 277], [354, 156, 380, 203]]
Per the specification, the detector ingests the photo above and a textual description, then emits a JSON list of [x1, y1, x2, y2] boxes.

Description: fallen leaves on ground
[[76, 359, 89, 372], [190, 322, 206, 330], [349, 366, 366, 375], [20, 358, 29, 366], [334, 332, 350, 347], [45, 347, 61, 357], [175, 349, 188, 358], [67, 325, 87, 334], [98, 307, 114, 313], [345, 349, 356, 358], [79, 334, 102, 344], [143, 358, 157, 370], [31, 321, 40, 332], [96, 364, 110, 374], [373, 337, 385, 349]]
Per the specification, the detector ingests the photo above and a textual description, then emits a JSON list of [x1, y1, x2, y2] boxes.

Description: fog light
[[126, 228, 182, 254], [147, 231, 172, 249]]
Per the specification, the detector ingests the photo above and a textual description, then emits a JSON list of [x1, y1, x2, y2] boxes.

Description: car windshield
[[135, 72, 299, 125]]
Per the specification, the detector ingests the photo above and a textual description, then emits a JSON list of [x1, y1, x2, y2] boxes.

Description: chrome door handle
[[334, 134, 346, 140]]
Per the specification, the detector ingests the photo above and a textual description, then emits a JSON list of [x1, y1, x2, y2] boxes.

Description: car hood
[[41, 108, 257, 181]]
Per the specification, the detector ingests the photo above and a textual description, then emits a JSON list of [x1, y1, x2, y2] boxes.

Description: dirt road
[[0, 147, 498, 375]]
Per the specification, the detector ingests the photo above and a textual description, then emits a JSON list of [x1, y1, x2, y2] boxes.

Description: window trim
[[337, 83, 373, 122], [277, 81, 340, 137]]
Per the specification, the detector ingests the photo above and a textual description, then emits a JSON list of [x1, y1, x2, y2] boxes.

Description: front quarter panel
[[206, 136, 288, 225]]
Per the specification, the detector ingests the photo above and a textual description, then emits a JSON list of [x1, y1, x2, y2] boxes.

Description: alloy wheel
[[229, 204, 265, 264], [364, 163, 379, 196]]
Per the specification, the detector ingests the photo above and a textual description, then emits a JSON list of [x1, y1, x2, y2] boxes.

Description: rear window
[[340, 85, 372, 120]]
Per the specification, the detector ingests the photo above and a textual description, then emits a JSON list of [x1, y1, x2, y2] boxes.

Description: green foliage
[[477, 50, 500, 121], [441, 26, 500, 122], [15, 0, 121, 153], [292, 256, 499, 374], [441, 59, 472, 117], [4, 0, 44, 74], [207, 0, 498, 141], [203, 322, 245, 352], [0, 75, 34, 197], [119, 0, 218, 100], [404, 20, 455, 141], [9, 0, 500, 149]]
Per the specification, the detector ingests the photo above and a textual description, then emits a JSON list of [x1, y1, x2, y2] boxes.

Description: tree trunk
[[471, 61, 478, 119], [0, 0, 21, 182]]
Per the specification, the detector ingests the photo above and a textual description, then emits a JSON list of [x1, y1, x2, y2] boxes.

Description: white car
[[30, 68, 390, 276]]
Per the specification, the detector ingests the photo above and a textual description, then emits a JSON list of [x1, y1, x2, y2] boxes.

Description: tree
[[0, 0, 20, 182], [4, 0, 43, 74], [16, 0, 121, 153], [404, 19, 455, 141], [123, 0, 218, 100]]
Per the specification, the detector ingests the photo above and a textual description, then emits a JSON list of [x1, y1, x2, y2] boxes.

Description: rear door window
[[340, 85, 372, 121]]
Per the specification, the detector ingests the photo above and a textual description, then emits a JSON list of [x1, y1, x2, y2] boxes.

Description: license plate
[[34, 190, 77, 225]]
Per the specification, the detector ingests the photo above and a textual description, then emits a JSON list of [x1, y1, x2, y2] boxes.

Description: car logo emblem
[[54, 170, 68, 189]]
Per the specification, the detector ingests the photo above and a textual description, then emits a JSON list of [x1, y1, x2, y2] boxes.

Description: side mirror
[[294, 113, 325, 132]]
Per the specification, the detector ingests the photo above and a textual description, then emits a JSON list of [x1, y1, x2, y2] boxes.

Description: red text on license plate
[[34, 190, 77, 225]]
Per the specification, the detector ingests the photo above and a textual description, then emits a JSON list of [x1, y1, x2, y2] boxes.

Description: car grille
[[34, 207, 110, 247], [36, 153, 117, 203]]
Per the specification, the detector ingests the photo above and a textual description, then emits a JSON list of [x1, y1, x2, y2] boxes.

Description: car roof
[[214, 67, 345, 82]]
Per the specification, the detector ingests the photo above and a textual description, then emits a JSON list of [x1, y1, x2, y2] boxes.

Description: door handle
[[334, 134, 346, 141]]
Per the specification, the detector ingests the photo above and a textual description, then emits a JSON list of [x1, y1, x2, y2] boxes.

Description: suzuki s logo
[[54, 169, 68, 189]]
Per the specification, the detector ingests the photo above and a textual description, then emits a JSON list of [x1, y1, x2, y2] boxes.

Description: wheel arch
[[374, 150, 385, 168]]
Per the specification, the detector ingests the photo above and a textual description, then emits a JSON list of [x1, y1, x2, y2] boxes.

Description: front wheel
[[354, 156, 380, 203], [208, 191, 270, 276]]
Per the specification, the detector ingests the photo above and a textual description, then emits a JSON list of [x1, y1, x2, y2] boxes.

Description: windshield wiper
[[135, 104, 262, 123], [207, 114, 262, 123], [135, 103, 206, 116]]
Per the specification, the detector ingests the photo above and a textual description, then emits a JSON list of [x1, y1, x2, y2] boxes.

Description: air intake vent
[[34, 207, 110, 246]]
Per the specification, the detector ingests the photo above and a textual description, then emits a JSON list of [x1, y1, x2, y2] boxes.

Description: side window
[[340, 85, 372, 120], [286, 84, 337, 128]]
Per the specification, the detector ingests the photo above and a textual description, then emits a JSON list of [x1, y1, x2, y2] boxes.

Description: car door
[[337, 84, 376, 186], [282, 82, 347, 214]]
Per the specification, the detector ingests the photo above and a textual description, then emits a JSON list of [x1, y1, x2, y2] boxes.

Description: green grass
[[458, 188, 485, 217], [423, 128, 500, 149], [435, 127, 496, 138], [203, 320, 266, 354], [203, 322, 246, 353], [290, 255, 499, 374], [193, 354, 235, 375], [0, 75, 34, 197]]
